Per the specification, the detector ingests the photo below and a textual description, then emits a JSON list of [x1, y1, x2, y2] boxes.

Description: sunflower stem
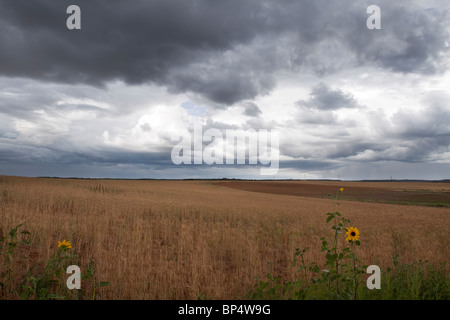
[[353, 243, 358, 300], [333, 190, 340, 295]]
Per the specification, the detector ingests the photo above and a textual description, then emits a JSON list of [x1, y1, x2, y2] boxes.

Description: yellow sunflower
[[339, 187, 344, 192], [58, 239, 72, 250], [345, 227, 360, 243]]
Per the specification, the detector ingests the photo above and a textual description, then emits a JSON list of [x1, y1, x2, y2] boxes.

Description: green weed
[[0, 224, 110, 300], [249, 188, 449, 300]]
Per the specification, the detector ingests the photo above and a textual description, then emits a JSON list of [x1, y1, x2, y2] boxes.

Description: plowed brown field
[[215, 180, 450, 207]]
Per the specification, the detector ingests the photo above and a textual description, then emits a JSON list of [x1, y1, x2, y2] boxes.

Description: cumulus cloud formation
[[0, 0, 450, 179]]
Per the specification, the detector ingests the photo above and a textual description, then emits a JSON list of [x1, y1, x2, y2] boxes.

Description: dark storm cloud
[[343, 3, 450, 75], [166, 63, 277, 105], [298, 83, 360, 111], [279, 159, 340, 172], [1, 0, 450, 179], [0, 139, 171, 168], [0, 0, 280, 105], [0, 0, 448, 105], [242, 102, 262, 117], [290, 83, 361, 127]]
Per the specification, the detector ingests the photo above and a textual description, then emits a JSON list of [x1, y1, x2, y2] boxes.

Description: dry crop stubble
[[0, 176, 448, 299]]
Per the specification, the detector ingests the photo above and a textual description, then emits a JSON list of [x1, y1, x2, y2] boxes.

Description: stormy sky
[[1, 0, 450, 180]]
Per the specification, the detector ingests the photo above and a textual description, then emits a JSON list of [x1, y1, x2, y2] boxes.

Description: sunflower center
[[351, 232, 356, 236]]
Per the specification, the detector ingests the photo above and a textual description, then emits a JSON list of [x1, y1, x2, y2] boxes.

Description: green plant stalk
[[7, 252, 14, 279], [300, 254, 307, 285], [333, 191, 340, 295], [352, 243, 357, 300]]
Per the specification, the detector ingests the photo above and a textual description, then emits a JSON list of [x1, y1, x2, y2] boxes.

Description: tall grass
[[0, 176, 449, 299], [248, 190, 449, 300]]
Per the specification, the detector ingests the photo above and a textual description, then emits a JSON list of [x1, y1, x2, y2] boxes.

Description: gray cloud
[[242, 102, 263, 117], [0, 138, 171, 168], [0, 0, 448, 106], [345, 3, 450, 75], [1, 0, 450, 179], [298, 83, 360, 111], [392, 102, 450, 139], [281, 88, 450, 167], [384, 97, 450, 162], [0, 0, 280, 105]]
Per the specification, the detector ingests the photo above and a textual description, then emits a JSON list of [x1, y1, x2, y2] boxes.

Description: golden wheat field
[[0, 175, 449, 299]]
